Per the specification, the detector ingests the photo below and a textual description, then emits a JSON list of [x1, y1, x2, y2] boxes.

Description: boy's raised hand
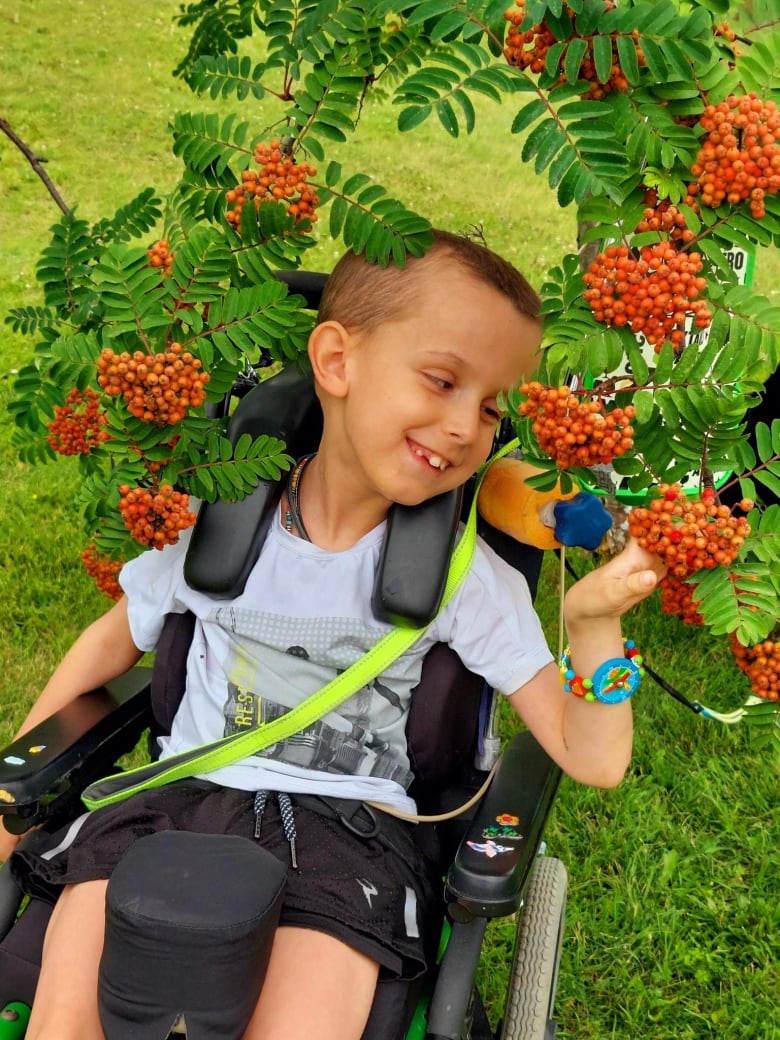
[[564, 539, 667, 625]]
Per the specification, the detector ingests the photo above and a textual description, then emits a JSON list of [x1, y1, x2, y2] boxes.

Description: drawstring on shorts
[[253, 790, 298, 869], [251, 790, 420, 873]]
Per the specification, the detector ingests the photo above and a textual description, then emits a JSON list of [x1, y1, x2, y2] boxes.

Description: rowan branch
[[0, 116, 71, 216]]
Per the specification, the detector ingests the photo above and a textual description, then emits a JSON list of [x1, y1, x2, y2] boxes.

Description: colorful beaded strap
[[559, 640, 644, 705]]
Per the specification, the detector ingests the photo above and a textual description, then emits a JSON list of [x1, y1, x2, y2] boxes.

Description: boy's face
[[332, 263, 541, 509]]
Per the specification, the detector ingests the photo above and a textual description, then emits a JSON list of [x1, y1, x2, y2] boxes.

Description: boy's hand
[[564, 539, 666, 626]]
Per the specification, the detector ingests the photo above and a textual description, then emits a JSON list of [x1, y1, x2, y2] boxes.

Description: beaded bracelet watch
[[559, 640, 644, 705]]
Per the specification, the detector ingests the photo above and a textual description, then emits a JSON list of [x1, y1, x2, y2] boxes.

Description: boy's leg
[[242, 925, 380, 1040], [25, 879, 108, 1040]]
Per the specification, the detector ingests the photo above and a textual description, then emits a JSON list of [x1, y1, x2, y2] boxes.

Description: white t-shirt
[[120, 510, 553, 813]]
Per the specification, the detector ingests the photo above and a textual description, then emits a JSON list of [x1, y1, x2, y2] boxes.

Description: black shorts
[[10, 781, 441, 980]]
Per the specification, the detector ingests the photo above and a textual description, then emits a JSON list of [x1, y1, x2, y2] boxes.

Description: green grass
[[1, 3, 779, 1037]]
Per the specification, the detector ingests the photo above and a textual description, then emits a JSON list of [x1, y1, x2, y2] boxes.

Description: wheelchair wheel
[[500, 856, 567, 1040]]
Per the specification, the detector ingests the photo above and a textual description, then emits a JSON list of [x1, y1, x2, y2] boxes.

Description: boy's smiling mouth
[[408, 440, 450, 471]]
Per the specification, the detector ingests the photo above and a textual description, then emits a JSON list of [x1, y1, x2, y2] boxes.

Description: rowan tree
[[5, 0, 780, 731]]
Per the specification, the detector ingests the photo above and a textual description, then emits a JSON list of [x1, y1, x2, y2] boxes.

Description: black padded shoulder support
[[370, 486, 463, 627], [184, 365, 463, 627], [183, 365, 322, 597]]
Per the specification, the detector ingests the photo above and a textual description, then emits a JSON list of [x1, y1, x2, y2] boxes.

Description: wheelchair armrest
[[0, 667, 153, 833], [445, 729, 561, 918]]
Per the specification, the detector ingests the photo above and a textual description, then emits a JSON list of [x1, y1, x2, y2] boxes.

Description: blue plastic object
[[553, 492, 612, 551]]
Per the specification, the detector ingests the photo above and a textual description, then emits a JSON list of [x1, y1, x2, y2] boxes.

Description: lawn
[[0, 2, 778, 1037]]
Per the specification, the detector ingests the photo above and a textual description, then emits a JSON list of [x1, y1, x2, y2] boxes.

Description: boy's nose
[[443, 402, 480, 444]]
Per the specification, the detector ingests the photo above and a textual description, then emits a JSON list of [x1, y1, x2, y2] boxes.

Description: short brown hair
[[317, 230, 540, 332]]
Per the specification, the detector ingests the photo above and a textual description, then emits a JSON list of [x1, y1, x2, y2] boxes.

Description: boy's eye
[[424, 371, 502, 421], [480, 399, 503, 424], [425, 373, 454, 391]]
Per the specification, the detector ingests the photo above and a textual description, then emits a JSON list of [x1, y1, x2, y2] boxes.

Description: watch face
[[591, 657, 642, 704]]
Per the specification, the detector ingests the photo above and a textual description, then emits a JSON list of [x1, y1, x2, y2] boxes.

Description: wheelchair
[[0, 274, 566, 1040]]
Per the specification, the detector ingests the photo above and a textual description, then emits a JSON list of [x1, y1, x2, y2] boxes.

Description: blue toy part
[[553, 492, 612, 551]]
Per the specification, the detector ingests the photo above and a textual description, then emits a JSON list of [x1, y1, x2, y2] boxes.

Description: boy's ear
[[308, 321, 352, 398]]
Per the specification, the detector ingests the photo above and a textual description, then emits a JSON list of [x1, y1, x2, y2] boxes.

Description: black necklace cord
[[284, 454, 316, 542]]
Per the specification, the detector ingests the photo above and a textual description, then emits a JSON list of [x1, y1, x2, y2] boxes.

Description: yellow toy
[[478, 457, 611, 551]]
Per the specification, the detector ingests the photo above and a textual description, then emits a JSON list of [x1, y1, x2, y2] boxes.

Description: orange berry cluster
[[729, 631, 780, 702], [635, 199, 695, 244], [519, 382, 636, 470], [504, 1, 643, 99], [658, 573, 704, 626], [687, 93, 780, 219], [97, 342, 209, 427], [118, 484, 197, 549], [47, 387, 108, 456], [147, 239, 175, 276], [583, 242, 712, 353], [226, 140, 319, 229], [714, 22, 736, 46], [81, 544, 124, 600], [628, 484, 751, 579]]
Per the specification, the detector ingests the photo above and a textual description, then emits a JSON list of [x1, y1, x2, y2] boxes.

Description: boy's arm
[[507, 540, 665, 788], [13, 596, 144, 740]]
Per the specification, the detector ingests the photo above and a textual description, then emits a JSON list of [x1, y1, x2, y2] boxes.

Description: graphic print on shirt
[[213, 606, 419, 789]]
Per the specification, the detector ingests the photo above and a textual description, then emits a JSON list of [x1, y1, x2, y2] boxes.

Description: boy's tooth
[[411, 445, 447, 470]]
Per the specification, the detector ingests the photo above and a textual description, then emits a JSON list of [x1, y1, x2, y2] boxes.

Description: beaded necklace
[[283, 453, 315, 541]]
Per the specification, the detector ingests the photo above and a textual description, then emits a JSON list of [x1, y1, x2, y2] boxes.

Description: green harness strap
[[83, 443, 518, 811]]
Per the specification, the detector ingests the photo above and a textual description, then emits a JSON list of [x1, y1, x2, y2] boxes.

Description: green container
[[0, 1004, 31, 1040]]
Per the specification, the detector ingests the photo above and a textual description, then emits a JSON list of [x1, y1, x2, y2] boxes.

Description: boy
[[6, 231, 665, 1039]]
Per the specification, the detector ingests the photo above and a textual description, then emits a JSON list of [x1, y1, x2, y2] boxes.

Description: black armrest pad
[[446, 729, 561, 917], [0, 667, 153, 830]]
